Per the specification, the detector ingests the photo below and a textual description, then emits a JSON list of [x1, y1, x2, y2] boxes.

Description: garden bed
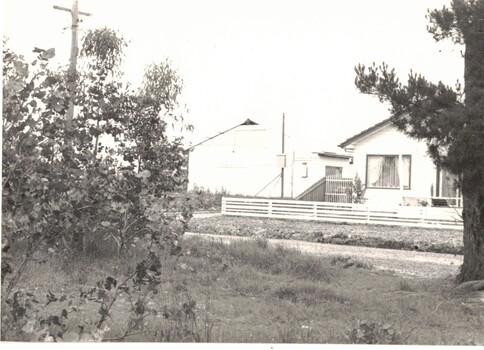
[[188, 215, 463, 255]]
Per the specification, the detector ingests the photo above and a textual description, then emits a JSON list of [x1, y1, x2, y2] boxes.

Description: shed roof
[[313, 151, 352, 159]]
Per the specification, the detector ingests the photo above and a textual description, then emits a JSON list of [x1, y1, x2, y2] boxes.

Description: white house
[[338, 117, 461, 208]]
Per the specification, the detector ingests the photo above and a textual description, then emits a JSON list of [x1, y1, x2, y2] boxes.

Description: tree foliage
[[81, 27, 127, 72], [427, 0, 484, 43], [353, 63, 474, 180], [2, 28, 195, 305]]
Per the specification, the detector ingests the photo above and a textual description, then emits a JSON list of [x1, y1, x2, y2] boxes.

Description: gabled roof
[[338, 118, 392, 149]]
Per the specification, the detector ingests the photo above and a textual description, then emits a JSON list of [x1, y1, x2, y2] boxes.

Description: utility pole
[[281, 113, 285, 198], [53, 1, 92, 130]]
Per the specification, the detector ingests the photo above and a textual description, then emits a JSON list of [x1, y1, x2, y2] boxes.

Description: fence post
[[313, 202, 318, 218], [268, 200, 273, 217], [367, 205, 370, 223], [221, 197, 226, 214], [420, 207, 425, 225]]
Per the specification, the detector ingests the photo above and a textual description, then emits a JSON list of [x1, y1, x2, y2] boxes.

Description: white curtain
[[367, 155, 410, 188], [401, 156, 411, 189], [367, 156, 384, 186], [383, 157, 398, 187]]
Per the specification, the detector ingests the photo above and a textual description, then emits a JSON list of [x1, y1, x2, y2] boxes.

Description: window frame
[[365, 154, 412, 190], [301, 162, 308, 178], [325, 165, 343, 178]]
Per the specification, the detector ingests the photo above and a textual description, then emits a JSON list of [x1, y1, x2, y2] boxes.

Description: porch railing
[[296, 176, 352, 203]]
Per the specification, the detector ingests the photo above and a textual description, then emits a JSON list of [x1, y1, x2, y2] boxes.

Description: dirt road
[[184, 231, 463, 279]]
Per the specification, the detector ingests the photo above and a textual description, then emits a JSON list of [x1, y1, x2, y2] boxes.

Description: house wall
[[345, 124, 436, 208], [188, 127, 351, 198], [188, 127, 282, 197], [291, 154, 351, 197]]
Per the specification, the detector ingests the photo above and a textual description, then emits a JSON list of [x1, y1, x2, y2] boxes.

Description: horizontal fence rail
[[221, 197, 463, 230]]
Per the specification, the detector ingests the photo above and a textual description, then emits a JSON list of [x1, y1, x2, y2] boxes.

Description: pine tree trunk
[[459, 180, 484, 282], [458, 27, 484, 282]]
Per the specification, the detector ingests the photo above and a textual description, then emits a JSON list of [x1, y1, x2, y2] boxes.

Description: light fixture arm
[[186, 118, 258, 151]]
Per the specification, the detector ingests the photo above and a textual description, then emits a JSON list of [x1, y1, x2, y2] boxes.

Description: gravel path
[[184, 231, 463, 279]]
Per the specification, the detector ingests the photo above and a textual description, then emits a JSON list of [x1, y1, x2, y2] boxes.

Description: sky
[[2, 0, 464, 153]]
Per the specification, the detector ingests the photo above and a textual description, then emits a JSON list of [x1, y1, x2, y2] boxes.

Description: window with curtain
[[366, 155, 411, 189]]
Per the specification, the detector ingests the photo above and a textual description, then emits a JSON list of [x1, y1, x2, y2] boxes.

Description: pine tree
[[354, 0, 484, 282]]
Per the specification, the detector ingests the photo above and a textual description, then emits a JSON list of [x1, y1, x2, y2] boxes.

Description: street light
[[184, 118, 259, 190], [186, 118, 259, 151]]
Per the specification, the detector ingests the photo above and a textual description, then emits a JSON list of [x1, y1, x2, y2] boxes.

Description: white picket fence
[[221, 197, 463, 230]]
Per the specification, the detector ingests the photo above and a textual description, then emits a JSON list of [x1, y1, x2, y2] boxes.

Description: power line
[[254, 173, 281, 197]]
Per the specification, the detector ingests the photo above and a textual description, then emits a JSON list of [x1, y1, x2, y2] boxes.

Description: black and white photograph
[[1, 0, 484, 345]]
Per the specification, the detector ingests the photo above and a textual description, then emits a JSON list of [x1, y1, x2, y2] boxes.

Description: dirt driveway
[[184, 231, 463, 279]]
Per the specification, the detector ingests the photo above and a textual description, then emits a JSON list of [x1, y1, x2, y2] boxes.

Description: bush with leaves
[[2, 29, 196, 341], [189, 186, 229, 211], [346, 174, 366, 204], [1, 244, 196, 342]]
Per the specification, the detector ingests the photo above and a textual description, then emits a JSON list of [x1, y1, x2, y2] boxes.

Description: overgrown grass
[[3, 236, 483, 344], [187, 238, 331, 282]]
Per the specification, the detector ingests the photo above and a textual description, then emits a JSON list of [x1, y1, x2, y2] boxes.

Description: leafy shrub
[[2, 31, 196, 341], [1, 252, 200, 342], [346, 174, 367, 204], [188, 186, 228, 211]]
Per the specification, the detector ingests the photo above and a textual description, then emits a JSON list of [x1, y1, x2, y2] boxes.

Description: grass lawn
[[2, 236, 483, 344]]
